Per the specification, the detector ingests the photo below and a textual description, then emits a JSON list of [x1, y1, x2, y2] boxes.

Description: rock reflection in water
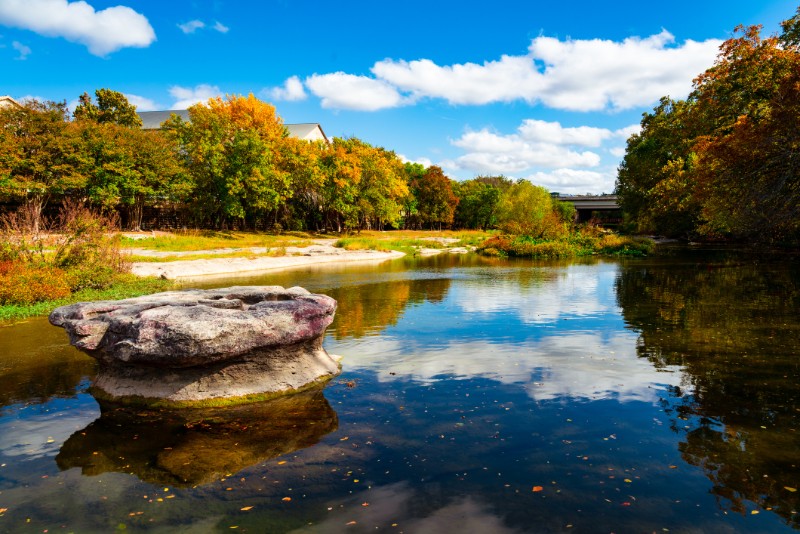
[[55, 388, 337, 487]]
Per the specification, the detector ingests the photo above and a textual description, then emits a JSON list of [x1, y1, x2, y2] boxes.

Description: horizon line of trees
[[616, 6, 800, 244], [0, 90, 576, 236]]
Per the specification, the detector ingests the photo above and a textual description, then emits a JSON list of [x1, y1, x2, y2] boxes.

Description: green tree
[[77, 123, 188, 230], [73, 89, 143, 128], [0, 100, 87, 232], [453, 179, 501, 230]]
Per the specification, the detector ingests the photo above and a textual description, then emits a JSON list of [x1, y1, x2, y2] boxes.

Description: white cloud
[[267, 75, 307, 102], [169, 84, 221, 109], [609, 147, 627, 158], [295, 30, 720, 112], [212, 21, 228, 33], [12, 40, 30, 59], [124, 93, 159, 111], [398, 154, 433, 168], [0, 0, 155, 56], [527, 168, 616, 195], [518, 119, 613, 147], [305, 72, 407, 111], [177, 19, 204, 34], [450, 124, 602, 174]]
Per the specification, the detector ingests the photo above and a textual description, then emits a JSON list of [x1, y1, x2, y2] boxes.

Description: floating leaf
[[282, 497, 292, 502], [278, 461, 287, 465], [785, 486, 798, 493], [624, 479, 633, 483], [241, 506, 253, 511], [346, 521, 357, 525], [532, 486, 544, 492]]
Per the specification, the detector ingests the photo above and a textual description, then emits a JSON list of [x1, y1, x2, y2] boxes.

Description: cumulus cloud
[[448, 119, 640, 188], [124, 93, 159, 111], [450, 122, 603, 174], [0, 0, 156, 56], [177, 19, 204, 34], [267, 75, 307, 102], [399, 154, 433, 168], [169, 84, 221, 109], [12, 40, 30, 59], [299, 30, 720, 111], [527, 169, 616, 195], [305, 72, 407, 111]]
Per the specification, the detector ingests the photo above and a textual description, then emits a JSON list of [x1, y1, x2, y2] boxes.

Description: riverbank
[[130, 242, 406, 280]]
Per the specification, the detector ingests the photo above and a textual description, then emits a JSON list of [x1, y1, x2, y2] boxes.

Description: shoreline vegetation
[[0, 219, 656, 322]]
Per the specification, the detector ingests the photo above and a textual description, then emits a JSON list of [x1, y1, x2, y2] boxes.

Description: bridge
[[556, 194, 621, 225]]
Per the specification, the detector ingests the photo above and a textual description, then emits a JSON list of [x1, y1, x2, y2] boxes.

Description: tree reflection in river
[[617, 251, 800, 526]]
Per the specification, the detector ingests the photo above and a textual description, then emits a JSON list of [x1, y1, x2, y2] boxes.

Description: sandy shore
[[130, 243, 406, 280]]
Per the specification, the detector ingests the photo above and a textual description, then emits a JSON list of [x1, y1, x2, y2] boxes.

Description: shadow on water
[[56, 388, 338, 487], [617, 250, 800, 527]]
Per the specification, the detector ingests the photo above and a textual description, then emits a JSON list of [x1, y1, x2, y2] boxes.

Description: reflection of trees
[[617, 253, 800, 526], [0, 317, 95, 409], [56, 388, 338, 487], [326, 277, 451, 339]]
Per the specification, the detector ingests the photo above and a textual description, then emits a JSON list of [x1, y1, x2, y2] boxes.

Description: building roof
[[138, 110, 190, 129], [138, 111, 330, 143], [285, 123, 329, 143], [0, 95, 23, 109]]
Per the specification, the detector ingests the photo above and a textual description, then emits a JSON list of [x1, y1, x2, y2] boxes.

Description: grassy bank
[[0, 275, 174, 323], [334, 230, 492, 255], [122, 230, 314, 252], [477, 232, 655, 258]]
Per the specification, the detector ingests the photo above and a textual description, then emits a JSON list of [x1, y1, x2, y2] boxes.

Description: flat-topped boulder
[[49, 286, 340, 405]]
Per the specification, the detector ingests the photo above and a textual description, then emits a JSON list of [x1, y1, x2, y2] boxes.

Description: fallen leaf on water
[[0, 508, 6, 514], [241, 506, 253, 511], [532, 486, 544, 492], [669, 465, 678, 469], [346, 521, 357, 525], [340, 437, 349, 441], [751, 510, 760, 515], [624, 479, 633, 483], [361, 502, 369, 507], [785, 486, 798, 492], [282, 497, 292, 502], [278, 461, 287, 465]]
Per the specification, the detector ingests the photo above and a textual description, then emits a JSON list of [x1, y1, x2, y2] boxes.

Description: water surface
[[0, 250, 798, 533]]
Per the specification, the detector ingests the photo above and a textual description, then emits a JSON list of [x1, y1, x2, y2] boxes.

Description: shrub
[[0, 261, 71, 305]]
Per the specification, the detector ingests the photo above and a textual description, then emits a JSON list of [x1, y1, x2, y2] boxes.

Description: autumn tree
[[496, 180, 568, 238], [318, 137, 409, 232], [411, 166, 458, 230], [616, 7, 800, 243], [73, 88, 143, 128], [164, 94, 291, 228]]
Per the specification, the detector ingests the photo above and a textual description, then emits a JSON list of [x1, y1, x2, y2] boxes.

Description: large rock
[[49, 286, 340, 405]]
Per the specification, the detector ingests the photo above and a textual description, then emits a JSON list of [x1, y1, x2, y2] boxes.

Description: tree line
[[0, 91, 575, 235], [616, 7, 800, 244]]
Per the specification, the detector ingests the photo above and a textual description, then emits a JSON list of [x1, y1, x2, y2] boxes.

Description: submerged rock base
[[49, 286, 340, 406]]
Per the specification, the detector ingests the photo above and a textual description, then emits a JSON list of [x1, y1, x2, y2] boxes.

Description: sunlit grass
[[0, 275, 175, 323], [121, 230, 315, 252]]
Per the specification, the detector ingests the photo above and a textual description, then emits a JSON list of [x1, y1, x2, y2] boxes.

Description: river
[[0, 249, 798, 533]]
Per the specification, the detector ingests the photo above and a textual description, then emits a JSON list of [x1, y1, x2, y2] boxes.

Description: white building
[[137, 110, 329, 143], [0, 95, 22, 109]]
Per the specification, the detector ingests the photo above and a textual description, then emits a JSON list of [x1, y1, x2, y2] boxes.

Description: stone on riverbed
[[48, 286, 340, 405]]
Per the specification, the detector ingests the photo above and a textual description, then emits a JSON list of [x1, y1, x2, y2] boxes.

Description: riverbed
[[0, 249, 798, 532]]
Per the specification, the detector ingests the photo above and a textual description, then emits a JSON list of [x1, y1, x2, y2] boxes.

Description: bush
[[0, 261, 71, 305], [0, 201, 131, 304]]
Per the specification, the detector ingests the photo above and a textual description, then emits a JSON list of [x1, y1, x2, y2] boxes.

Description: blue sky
[[0, 0, 796, 193]]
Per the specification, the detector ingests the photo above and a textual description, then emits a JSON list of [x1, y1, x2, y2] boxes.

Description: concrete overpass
[[556, 195, 621, 225]]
